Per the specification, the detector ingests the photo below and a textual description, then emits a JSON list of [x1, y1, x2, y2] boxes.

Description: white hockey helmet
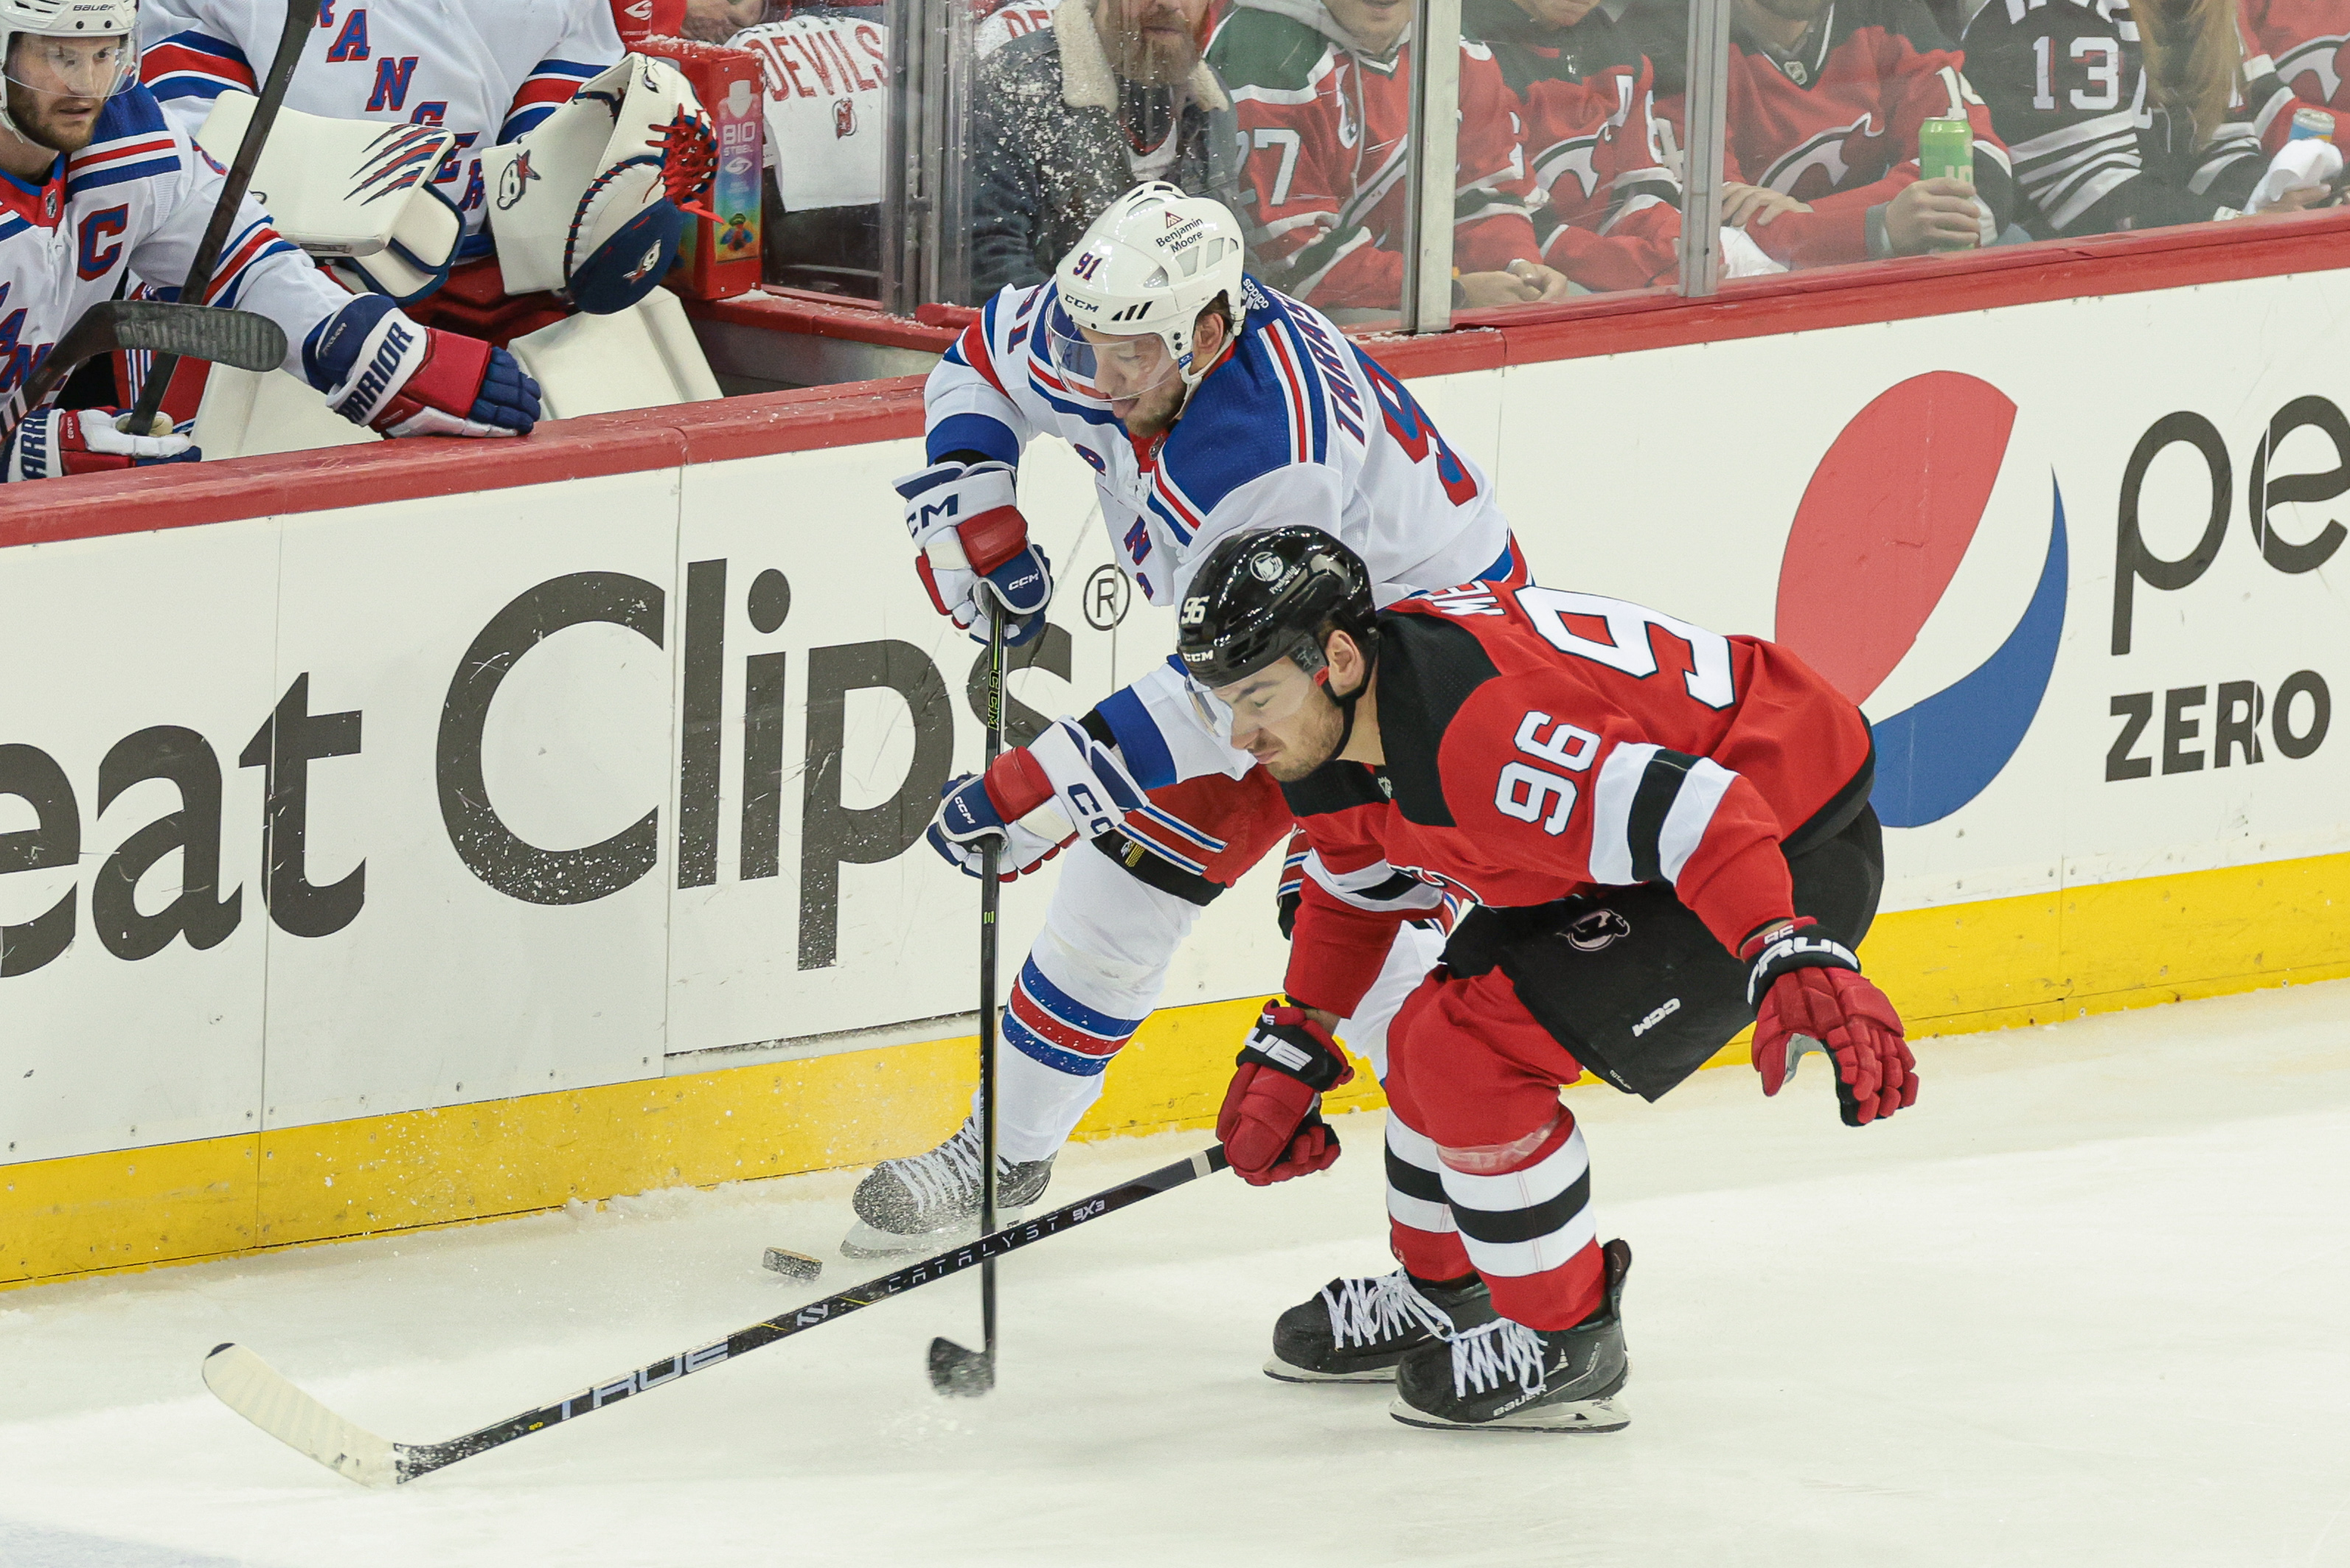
[[0, 0, 139, 144], [1047, 182, 1248, 401]]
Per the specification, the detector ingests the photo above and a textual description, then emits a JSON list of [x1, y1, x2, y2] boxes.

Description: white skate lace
[[889, 1121, 985, 1212], [1323, 1270, 1459, 1350], [1449, 1319, 1547, 1399]]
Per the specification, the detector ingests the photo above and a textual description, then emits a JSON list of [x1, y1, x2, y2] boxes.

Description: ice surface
[[3, 980, 2348, 1567]]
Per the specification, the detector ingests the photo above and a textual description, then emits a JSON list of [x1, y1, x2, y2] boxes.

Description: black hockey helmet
[[1177, 526, 1377, 688]]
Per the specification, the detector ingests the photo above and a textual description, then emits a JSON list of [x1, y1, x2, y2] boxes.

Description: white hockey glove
[[924, 716, 1147, 878], [926, 770, 1078, 881], [894, 458, 1054, 646], [4, 407, 196, 481]]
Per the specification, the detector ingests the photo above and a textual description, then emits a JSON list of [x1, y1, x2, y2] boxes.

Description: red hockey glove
[[1741, 918, 1916, 1127], [4, 406, 198, 481], [1217, 1001, 1354, 1185]]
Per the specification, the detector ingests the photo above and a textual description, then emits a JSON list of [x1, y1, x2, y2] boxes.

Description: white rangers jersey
[[0, 86, 347, 412], [924, 273, 1513, 787], [732, 15, 886, 209], [138, 0, 624, 257]]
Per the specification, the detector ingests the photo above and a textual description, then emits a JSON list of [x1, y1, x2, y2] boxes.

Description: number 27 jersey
[[1279, 582, 1876, 1017]]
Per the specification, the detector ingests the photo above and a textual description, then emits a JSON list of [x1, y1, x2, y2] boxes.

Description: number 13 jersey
[[1278, 582, 1877, 1018]]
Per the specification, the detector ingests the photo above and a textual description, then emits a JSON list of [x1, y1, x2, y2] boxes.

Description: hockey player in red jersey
[[1180, 527, 1913, 1430], [1206, 0, 1574, 307], [1635, 0, 2016, 265]]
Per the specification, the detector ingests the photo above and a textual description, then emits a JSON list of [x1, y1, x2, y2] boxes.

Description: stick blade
[[111, 302, 288, 374], [202, 1342, 401, 1488], [926, 1337, 995, 1398]]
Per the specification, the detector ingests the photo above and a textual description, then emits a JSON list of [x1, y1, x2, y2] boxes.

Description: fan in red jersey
[[1178, 526, 1913, 1432], [1633, 0, 2016, 264], [1207, 0, 1572, 309]]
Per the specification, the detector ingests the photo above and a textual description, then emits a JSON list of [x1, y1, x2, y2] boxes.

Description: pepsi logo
[[1775, 372, 2065, 828]]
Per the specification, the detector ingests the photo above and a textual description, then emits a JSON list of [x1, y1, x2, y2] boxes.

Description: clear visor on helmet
[[1203, 656, 1325, 741], [5, 32, 137, 102], [1046, 318, 1183, 404]]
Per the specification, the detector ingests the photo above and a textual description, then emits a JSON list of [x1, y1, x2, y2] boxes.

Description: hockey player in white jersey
[[847, 180, 1529, 1254], [137, 0, 624, 265], [0, 0, 537, 480]]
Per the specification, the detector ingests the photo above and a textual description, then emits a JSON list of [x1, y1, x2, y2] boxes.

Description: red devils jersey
[[2238, 1, 2350, 151], [1209, 0, 1542, 307], [1636, 0, 2015, 265], [1279, 583, 1874, 1017], [1464, 0, 1681, 290], [2245, 0, 2349, 111]]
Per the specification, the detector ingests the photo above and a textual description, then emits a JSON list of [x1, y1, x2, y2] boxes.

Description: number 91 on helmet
[[1046, 182, 1249, 409]]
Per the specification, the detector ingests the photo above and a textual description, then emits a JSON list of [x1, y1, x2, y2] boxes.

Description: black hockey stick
[[203, 1143, 1230, 1486], [0, 300, 286, 440], [125, 0, 321, 432], [931, 611, 1012, 1396]]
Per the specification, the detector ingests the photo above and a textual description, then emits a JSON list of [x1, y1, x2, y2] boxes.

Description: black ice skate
[[1265, 1269, 1495, 1383], [839, 1118, 1054, 1258], [1390, 1238, 1633, 1432]]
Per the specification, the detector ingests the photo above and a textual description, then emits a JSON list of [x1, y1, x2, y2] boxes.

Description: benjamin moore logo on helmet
[[1775, 372, 2067, 828]]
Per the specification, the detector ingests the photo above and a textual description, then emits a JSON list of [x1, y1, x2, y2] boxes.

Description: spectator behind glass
[[684, 0, 774, 40], [970, 0, 1245, 292], [1964, 0, 2329, 237], [1633, 0, 2015, 265], [1211, 0, 1578, 311], [1461, 0, 1689, 290], [2243, 0, 2349, 121]]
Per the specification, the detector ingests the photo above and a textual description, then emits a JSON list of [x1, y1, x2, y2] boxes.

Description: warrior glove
[[1218, 1001, 1353, 1185], [307, 295, 540, 439], [4, 407, 197, 481], [894, 458, 1053, 646], [1741, 917, 1916, 1127]]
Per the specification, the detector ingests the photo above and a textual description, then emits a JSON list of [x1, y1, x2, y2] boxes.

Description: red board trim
[[6, 213, 2346, 551]]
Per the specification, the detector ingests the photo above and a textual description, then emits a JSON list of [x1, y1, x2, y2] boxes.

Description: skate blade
[[1262, 1356, 1397, 1384], [1388, 1395, 1630, 1433]]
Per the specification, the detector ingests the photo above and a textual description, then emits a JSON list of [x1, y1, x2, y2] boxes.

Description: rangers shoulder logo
[[624, 242, 665, 285]]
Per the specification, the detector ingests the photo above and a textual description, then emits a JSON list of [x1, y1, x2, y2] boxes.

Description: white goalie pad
[[482, 52, 713, 315], [505, 286, 720, 419], [198, 93, 465, 304]]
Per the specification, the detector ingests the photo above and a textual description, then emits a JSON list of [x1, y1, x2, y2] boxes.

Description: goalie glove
[[1217, 1001, 1352, 1185], [925, 769, 1078, 881], [306, 294, 540, 439], [4, 407, 198, 481], [1741, 917, 1916, 1127], [894, 458, 1053, 646]]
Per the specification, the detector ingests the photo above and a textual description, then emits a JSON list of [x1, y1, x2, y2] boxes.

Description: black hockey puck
[[762, 1246, 824, 1282]]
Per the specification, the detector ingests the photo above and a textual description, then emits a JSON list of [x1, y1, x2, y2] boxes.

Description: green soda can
[[1919, 116, 1975, 184]]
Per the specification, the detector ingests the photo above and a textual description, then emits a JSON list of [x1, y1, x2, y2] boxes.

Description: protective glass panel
[[1209, 0, 1411, 325], [1457, 0, 1683, 307], [721, 4, 891, 298]]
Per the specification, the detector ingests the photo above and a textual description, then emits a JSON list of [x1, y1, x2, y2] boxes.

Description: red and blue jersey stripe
[[1003, 959, 1144, 1079], [499, 58, 605, 141], [140, 29, 258, 107]]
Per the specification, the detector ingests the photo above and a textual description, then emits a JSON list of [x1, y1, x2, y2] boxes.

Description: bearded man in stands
[[970, 0, 1246, 293]]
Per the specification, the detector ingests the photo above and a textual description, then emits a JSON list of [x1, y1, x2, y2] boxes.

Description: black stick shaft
[[392, 1145, 1229, 1482], [128, 0, 320, 431], [978, 612, 1007, 1363]]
